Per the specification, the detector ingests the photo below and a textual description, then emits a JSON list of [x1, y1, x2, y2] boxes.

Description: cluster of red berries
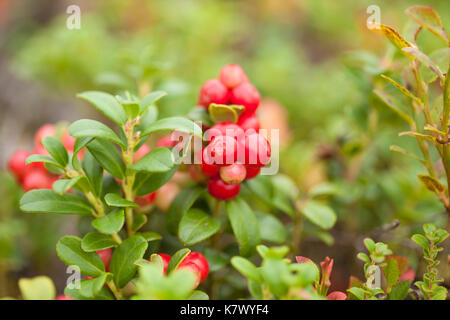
[[195, 64, 271, 200], [8, 124, 76, 191], [157, 252, 209, 287]]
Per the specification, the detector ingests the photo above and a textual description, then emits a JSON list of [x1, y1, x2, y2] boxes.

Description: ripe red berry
[[230, 83, 260, 116], [156, 136, 176, 148], [178, 252, 209, 283], [156, 253, 171, 275], [34, 124, 55, 146], [133, 144, 151, 163], [205, 135, 238, 166], [55, 295, 73, 300], [97, 248, 112, 271], [197, 149, 220, 177], [220, 164, 246, 184], [238, 113, 260, 132], [207, 177, 241, 200], [22, 170, 52, 191], [198, 79, 230, 109], [243, 133, 271, 168], [218, 64, 248, 89], [205, 122, 244, 142], [61, 130, 76, 152], [8, 150, 31, 180], [245, 166, 260, 180], [135, 192, 157, 206]]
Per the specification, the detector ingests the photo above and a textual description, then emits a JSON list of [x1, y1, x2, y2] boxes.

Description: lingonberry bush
[[4, 5, 449, 300]]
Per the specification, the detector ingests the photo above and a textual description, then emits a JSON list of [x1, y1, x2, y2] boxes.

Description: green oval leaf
[[166, 187, 204, 234], [300, 200, 337, 230], [25, 154, 64, 169], [133, 165, 179, 196], [129, 147, 174, 173], [86, 138, 126, 179], [226, 198, 261, 257], [77, 91, 127, 125], [42, 136, 69, 167], [141, 117, 202, 138], [166, 248, 191, 275], [140, 91, 167, 112], [110, 235, 148, 288], [56, 236, 105, 277], [69, 119, 125, 148], [231, 256, 262, 283], [92, 209, 125, 235], [81, 232, 118, 252], [178, 209, 220, 245], [79, 274, 108, 298], [105, 193, 137, 208], [52, 176, 84, 195], [20, 189, 92, 215], [255, 212, 287, 244]]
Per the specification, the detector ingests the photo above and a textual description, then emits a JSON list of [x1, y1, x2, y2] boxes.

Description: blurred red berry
[[97, 248, 112, 271], [34, 124, 55, 146], [61, 130, 76, 152], [242, 133, 271, 168], [230, 83, 260, 116], [326, 291, 347, 300], [238, 113, 260, 132], [205, 122, 244, 142], [198, 149, 220, 177], [220, 164, 246, 184], [8, 150, 31, 180], [205, 135, 238, 166], [55, 295, 73, 300], [245, 166, 260, 180], [218, 64, 248, 89], [133, 144, 151, 163], [198, 79, 230, 109], [135, 192, 157, 206], [207, 177, 241, 200], [156, 136, 176, 148], [22, 170, 52, 191]]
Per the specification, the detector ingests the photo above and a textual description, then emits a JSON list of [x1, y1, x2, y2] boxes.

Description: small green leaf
[[104, 193, 137, 208], [383, 258, 400, 291], [77, 91, 127, 125], [87, 138, 126, 179], [92, 210, 125, 235], [110, 235, 148, 288], [226, 198, 261, 256], [20, 189, 92, 215], [116, 94, 140, 119], [81, 232, 117, 252], [388, 280, 411, 300], [82, 150, 103, 196], [69, 119, 125, 148], [411, 234, 429, 250], [188, 290, 209, 300], [209, 103, 240, 123], [19, 276, 56, 300], [418, 174, 445, 193], [132, 214, 148, 233], [26, 154, 63, 169], [347, 287, 366, 300], [56, 236, 105, 277], [231, 256, 262, 283], [42, 136, 69, 167], [300, 200, 337, 230], [255, 212, 287, 244], [138, 232, 162, 242], [166, 187, 204, 234], [178, 209, 220, 245], [133, 166, 179, 196], [79, 274, 107, 298], [141, 117, 202, 138], [52, 176, 84, 195], [166, 248, 191, 274], [140, 91, 167, 112], [405, 6, 448, 43], [129, 147, 175, 173]]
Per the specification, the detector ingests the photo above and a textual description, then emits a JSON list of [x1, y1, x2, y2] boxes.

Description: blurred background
[[0, 0, 449, 298]]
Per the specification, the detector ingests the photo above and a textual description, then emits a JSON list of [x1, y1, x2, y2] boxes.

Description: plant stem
[[107, 280, 123, 300]]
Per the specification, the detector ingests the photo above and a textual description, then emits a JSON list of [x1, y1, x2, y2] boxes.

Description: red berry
[[97, 248, 112, 271], [197, 149, 220, 177], [207, 177, 241, 200], [220, 164, 246, 184], [218, 64, 248, 89], [238, 113, 260, 132], [230, 83, 260, 116], [8, 150, 31, 180], [156, 136, 176, 148], [198, 79, 230, 109], [178, 252, 209, 283], [34, 124, 55, 146], [205, 122, 244, 142], [156, 253, 171, 275], [55, 295, 73, 300], [205, 135, 237, 166], [61, 130, 76, 152], [243, 133, 271, 168], [133, 144, 151, 163], [22, 170, 52, 191], [245, 166, 260, 180], [135, 192, 157, 206]]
